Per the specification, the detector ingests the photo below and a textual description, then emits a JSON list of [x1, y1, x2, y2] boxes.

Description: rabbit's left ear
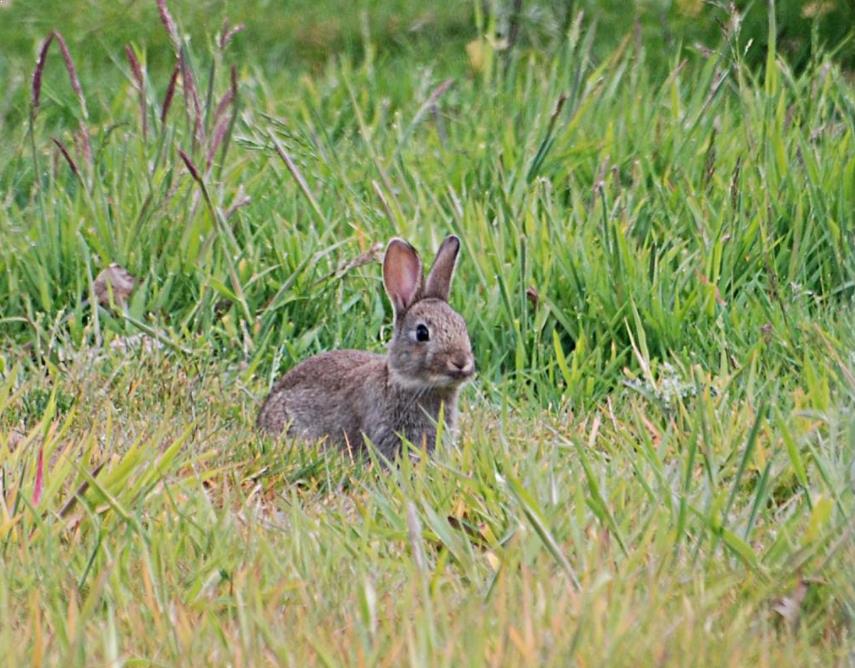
[[423, 235, 460, 301]]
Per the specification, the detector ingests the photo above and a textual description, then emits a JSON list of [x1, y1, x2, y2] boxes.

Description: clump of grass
[[0, 347, 852, 664]]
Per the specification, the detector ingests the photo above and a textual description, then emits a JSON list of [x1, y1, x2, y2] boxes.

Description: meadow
[[0, 0, 854, 664]]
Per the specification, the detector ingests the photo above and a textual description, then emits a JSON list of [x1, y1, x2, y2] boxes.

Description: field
[[1, 0, 854, 665]]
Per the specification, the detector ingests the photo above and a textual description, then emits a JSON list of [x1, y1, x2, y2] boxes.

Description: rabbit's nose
[[449, 354, 475, 377]]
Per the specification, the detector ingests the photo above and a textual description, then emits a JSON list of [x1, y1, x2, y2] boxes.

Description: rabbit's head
[[383, 235, 475, 390]]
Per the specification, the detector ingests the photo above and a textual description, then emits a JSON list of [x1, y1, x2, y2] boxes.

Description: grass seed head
[[156, 0, 180, 50], [219, 19, 245, 51], [31, 32, 55, 113], [51, 137, 80, 178], [161, 61, 180, 123], [178, 148, 202, 182]]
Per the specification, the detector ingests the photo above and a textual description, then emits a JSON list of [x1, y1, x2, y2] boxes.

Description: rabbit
[[257, 235, 475, 460]]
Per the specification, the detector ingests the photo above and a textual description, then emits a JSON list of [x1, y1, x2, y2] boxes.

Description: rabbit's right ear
[[424, 235, 460, 302], [383, 238, 422, 315]]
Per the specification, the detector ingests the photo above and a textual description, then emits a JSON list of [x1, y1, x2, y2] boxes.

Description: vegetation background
[[0, 0, 853, 665]]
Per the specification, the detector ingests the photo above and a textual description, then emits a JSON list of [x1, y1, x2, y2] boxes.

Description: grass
[[1, 0, 854, 664]]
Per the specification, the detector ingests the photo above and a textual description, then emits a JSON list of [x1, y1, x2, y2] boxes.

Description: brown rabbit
[[257, 235, 475, 459]]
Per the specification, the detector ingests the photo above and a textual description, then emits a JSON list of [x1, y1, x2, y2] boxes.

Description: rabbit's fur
[[257, 235, 475, 459]]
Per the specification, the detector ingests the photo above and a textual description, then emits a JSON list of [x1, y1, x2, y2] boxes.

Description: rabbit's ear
[[423, 235, 460, 302], [383, 238, 423, 315]]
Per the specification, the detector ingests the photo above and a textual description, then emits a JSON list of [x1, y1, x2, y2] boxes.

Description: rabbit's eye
[[415, 324, 430, 342]]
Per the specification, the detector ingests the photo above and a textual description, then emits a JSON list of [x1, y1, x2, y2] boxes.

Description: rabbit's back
[[257, 350, 386, 448]]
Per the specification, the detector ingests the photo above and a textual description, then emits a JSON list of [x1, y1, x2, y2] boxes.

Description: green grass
[[1, 0, 854, 664]]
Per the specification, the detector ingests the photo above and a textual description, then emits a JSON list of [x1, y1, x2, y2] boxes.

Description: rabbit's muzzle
[[445, 352, 475, 381]]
